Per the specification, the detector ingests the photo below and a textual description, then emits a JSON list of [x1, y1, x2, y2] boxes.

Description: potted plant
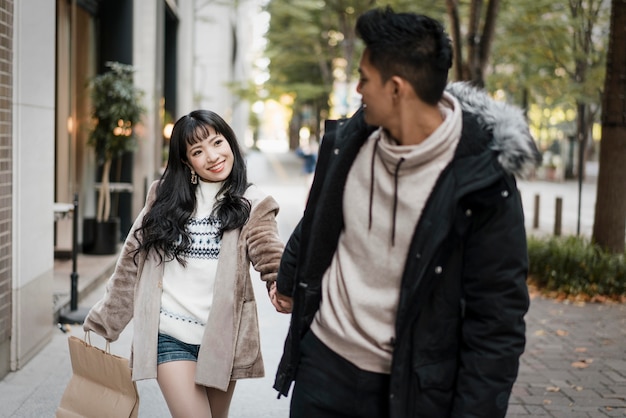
[[83, 61, 145, 254]]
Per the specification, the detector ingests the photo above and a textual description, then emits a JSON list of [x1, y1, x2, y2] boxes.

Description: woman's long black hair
[[133, 110, 251, 265]]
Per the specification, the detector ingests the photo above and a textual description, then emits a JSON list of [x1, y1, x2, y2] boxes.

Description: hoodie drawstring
[[369, 135, 405, 247], [368, 137, 381, 230], [391, 158, 405, 246]]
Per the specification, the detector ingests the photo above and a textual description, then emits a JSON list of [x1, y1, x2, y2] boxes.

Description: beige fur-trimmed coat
[[83, 180, 284, 391]]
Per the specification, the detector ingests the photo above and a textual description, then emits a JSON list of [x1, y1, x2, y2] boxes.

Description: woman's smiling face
[[185, 125, 234, 183]]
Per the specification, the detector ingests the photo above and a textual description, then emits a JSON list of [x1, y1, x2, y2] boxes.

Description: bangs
[[185, 121, 221, 147]]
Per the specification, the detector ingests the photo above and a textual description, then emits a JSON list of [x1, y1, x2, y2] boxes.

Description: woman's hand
[[268, 282, 293, 314]]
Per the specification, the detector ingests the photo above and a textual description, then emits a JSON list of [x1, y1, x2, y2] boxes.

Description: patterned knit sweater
[[159, 180, 223, 344]]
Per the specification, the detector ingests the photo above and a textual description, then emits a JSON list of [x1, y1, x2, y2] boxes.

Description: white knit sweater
[[311, 92, 462, 373], [159, 180, 223, 344]]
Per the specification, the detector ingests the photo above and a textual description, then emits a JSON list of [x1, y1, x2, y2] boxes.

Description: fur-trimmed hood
[[446, 81, 541, 179]]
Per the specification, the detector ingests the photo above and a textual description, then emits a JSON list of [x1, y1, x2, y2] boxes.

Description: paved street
[[0, 151, 624, 417], [509, 291, 626, 417]]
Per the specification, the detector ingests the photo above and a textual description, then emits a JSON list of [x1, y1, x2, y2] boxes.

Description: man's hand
[[269, 282, 293, 314]]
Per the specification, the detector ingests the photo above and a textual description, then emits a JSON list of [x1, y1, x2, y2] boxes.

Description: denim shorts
[[157, 333, 201, 365]]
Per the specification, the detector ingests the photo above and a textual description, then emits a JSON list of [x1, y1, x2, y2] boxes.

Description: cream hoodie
[[310, 92, 463, 373]]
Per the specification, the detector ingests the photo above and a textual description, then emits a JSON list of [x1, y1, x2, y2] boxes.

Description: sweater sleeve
[[246, 195, 284, 290]]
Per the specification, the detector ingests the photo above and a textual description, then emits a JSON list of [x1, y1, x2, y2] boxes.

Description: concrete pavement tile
[[515, 394, 572, 406], [511, 385, 531, 397], [604, 371, 626, 383], [574, 375, 622, 387], [605, 360, 626, 372], [542, 370, 582, 381], [506, 404, 528, 415], [547, 411, 595, 418], [603, 393, 626, 401], [523, 404, 552, 415], [557, 385, 603, 400], [526, 385, 562, 396], [602, 407, 626, 416], [571, 396, 626, 408]]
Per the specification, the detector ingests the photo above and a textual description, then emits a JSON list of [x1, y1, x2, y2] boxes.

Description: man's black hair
[[356, 6, 453, 105]]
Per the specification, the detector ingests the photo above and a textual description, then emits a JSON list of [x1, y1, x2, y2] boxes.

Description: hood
[[445, 82, 542, 179]]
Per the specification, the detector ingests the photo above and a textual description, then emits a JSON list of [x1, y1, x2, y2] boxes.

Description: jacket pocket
[[233, 300, 261, 369], [414, 358, 457, 390], [408, 357, 457, 416]]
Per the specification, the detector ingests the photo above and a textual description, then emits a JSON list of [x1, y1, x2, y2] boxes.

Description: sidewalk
[[53, 252, 118, 324], [1, 152, 624, 417], [509, 292, 626, 417]]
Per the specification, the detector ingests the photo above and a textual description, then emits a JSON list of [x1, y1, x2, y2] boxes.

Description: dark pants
[[290, 331, 391, 418]]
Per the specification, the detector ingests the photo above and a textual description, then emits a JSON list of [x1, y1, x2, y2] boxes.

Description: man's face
[[356, 49, 394, 127]]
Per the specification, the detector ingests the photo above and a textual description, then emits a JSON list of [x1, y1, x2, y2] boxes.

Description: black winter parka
[[274, 83, 541, 418]]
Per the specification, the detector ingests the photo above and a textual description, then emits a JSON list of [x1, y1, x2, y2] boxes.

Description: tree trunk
[[466, 0, 482, 83], [592, 0, 626, 253], [446, 0, 464, 81], [446, 0, 500, 85]]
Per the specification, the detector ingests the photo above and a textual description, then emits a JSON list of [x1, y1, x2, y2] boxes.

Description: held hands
[[268, 281, 293, 314]]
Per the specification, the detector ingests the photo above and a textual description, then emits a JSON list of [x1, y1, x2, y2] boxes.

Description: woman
[[83, 110, 285, 418]]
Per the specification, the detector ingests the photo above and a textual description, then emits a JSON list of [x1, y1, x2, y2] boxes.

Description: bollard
[[554, 197, 562, 236], [60, 193, 89, 325], [70, 193, 80, 311], [533, 194, 540, 229]]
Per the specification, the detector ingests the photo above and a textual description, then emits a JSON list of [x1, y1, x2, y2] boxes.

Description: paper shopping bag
[[56, 335, 139, 418]]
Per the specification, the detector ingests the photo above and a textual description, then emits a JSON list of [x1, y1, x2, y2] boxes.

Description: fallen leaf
[[592, 295, 608, 303], [556, 329, 569, 336], [543, 399, 552, 405], [572, 360, 591, 369], [573, 386, 583, 391], [546, 386, 560, 392], [534, 329, 546, 336]]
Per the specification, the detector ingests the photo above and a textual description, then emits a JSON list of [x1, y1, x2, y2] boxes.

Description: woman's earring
[[190, 170, 198, 185]]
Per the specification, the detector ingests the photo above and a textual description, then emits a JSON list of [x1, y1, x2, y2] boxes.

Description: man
[[270, 6, 540, 418]]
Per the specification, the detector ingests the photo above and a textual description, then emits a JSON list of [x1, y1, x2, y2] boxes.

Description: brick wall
[[0, 0, 13, 346]]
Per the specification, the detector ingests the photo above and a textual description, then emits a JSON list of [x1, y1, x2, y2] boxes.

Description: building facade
[[0, 0, 260, 379], [0, 0, 13, 379]]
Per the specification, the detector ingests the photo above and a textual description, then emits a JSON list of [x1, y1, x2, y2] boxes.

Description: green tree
[[263, 0, 443, 146], [593, 0, 626, 253], [264, 1, 368, 145], [88, 62, 145, 223], [488, 0, 609, 178], [564, 0, 609, 179], [488, 2, 573, 112]]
